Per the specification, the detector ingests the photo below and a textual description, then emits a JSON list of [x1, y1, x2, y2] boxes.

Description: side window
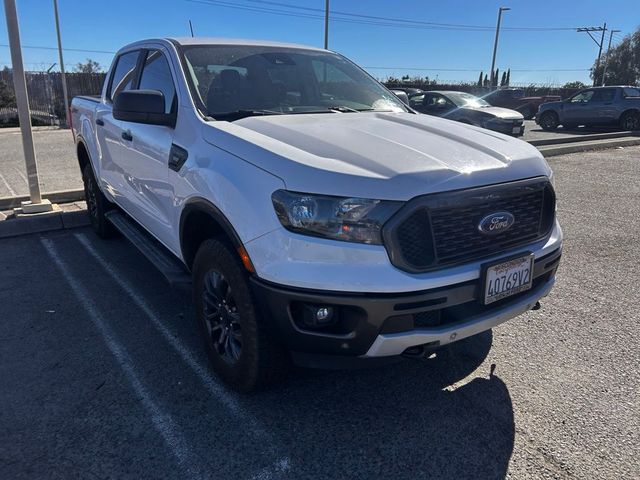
[[108, 50, 140, 102], [138, 50, 176, 114], [592, 89, 615, 102], [622, 87, 640, 98], [570, 90, 594, 103]]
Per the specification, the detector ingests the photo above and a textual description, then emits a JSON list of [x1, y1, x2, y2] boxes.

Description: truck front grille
[[383, 178, 555, 272]]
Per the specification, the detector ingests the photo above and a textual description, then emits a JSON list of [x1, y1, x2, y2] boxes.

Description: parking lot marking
[[0, 172, 17, 197], [13, 166, 28, 187], [41, 237, 209, 480], [75, 232, 292, 479]]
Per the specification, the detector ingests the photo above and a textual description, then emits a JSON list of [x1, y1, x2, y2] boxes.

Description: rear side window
[[622, 87, 640, 98], [139, 50, 176, 114], [108, 51, 140, 102], [592, 89, 616, 102]]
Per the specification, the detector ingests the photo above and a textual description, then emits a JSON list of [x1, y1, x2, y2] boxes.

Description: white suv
[[71, 38, 562, 392]]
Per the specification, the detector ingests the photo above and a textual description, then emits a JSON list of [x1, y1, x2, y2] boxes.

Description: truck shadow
[[251, 330, 515, 479]]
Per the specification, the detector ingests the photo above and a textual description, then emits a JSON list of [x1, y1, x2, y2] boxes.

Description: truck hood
[[203, 112, 550, 200]]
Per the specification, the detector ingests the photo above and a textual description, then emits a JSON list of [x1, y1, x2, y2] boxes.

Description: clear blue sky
[[0, 0, 638, 85]]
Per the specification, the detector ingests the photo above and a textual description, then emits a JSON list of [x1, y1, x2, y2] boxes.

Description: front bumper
[[251, 246, 561, 365], [484, 119, 525, 137]]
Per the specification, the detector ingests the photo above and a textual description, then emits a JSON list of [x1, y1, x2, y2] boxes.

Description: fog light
[[316, 307, 332, 322], [293, 303, 337, 329]]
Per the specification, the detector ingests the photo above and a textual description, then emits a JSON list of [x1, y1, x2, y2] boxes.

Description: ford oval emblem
[[478, 212, 515, 235]]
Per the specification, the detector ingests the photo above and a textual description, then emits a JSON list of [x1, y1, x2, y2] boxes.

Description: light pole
[[324, 0, 329, 49], [601, 28, 620, 86], [490, 7, 510, 87], [3, 0, 52, 212], [53, 0, 70, 128]]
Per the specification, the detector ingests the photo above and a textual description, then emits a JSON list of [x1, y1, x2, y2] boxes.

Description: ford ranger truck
[[71, 38, 562, 392]]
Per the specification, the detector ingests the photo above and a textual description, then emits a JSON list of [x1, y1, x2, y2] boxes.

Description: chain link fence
[[0, 71, 106, 127]]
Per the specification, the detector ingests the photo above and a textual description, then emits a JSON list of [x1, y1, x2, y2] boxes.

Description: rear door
[[588, 88, 618, 124], [117, 48, 178, 247], [96, 49, 141, 198]]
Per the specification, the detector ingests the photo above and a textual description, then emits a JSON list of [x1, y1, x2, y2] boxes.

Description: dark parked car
[[536, 86, 640, 131], [409, 90, 525, 136], [484, 88, 561, 119]]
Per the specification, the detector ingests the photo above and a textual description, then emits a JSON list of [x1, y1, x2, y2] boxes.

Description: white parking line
[[41, 237, 209, 480], [0, 172, 17, 197], [74, 232, 292, 479], [13, 167, 28, 187]]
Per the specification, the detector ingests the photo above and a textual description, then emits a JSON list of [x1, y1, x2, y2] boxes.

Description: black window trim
[[106, 49, 143, 104], [137, 48, 179, 116]]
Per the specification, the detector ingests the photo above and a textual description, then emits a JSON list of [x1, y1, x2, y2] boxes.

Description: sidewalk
[[0, 200, 89, 239]]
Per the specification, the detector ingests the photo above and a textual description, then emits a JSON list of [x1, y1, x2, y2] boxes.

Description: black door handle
[[121, 131, 133, 141], [96, 118, 104, 126]]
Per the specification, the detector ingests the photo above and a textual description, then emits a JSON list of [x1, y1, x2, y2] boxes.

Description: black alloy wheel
[[202, 270, 243, 363]]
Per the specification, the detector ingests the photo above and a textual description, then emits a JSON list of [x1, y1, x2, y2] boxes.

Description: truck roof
[[117, 37, 326, 53]]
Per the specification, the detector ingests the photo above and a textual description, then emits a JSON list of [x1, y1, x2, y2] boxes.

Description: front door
[[117, 48, 178, 248]]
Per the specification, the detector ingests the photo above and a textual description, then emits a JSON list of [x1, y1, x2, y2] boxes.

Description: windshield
[[445, 92, 491, 108], [179, 44, 407, 119]]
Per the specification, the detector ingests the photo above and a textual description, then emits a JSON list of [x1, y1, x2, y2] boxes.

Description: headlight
[[271, 190, 403, 244]]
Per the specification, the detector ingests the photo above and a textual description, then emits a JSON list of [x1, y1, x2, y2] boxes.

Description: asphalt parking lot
[[0, 121, 627, 198], [1, 146, 639, 479]]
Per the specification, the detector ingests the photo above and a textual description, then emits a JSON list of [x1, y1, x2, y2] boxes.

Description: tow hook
[[532, 301, 541, 311], [402, 341, 440, 359]]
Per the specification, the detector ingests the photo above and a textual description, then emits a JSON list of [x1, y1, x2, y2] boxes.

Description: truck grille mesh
[[384, 179, 555, 272]]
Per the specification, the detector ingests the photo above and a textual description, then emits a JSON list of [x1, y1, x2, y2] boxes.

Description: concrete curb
[[0, 189, 84, 211], [528, 131, 638, 147], [0, 207, 90, 239], [539, 137, 640, 157]]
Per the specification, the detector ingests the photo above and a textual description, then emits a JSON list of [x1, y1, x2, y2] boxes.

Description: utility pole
[[324, 0, 329, 49], [189, 20, 194, 37], [601, 29, 621, 86], [53, 0, 70, 129], [3, 0, 52, 212], [577, 23, 607, 86], [490, 7, 510, 88]]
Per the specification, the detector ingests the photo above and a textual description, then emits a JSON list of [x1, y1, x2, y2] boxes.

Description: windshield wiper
[[327, 105, 361, 113], [212, 109, 284, 121]]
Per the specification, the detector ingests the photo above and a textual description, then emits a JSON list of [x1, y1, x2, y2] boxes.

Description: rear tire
[[620, 111, 640, 131], [192, 238, 289, 392], [539, 111, 559, 131], [82, 164, 116, 238]]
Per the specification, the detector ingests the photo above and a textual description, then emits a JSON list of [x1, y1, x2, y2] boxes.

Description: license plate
[[483, 254, 534, 305], [512, 126, 521, 134]]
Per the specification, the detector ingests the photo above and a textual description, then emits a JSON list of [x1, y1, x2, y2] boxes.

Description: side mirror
[[392, 91, 409, 105], [113, 90, 175, 127]]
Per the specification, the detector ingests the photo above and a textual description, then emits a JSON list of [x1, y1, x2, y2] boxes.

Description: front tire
[[82, 164, 116, 238], [193, 238, 288, 392], [539, 111, 559, 131]]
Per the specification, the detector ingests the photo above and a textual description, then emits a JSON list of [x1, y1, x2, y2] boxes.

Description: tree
[[483, 73, 489, 87], [477, 71, 484, 87], [505, 69, 510, 86], [493, 68, 500, 87], [562, 81, 587, 89], [590, 28, 639, 86], [74, 59, 102, 74], [0, 80, 15, 107], [500, 71, 507, 86]]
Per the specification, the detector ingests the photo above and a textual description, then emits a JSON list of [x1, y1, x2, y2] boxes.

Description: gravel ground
[[1, 146, 639, 480]]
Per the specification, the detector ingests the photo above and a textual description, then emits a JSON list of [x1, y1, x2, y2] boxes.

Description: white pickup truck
[[71, 37, 562, 392]]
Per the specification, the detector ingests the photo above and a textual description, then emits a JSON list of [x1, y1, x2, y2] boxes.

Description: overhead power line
[[0, 43, 115, 54], [188, 0, 581, 32]]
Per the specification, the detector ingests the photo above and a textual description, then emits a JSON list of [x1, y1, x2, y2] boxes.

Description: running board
[[105, 210, 192, 289]]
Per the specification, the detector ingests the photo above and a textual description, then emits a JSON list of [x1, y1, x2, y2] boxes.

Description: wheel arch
[[179, 198, 244, 271], [619, 108, 640, 121]]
